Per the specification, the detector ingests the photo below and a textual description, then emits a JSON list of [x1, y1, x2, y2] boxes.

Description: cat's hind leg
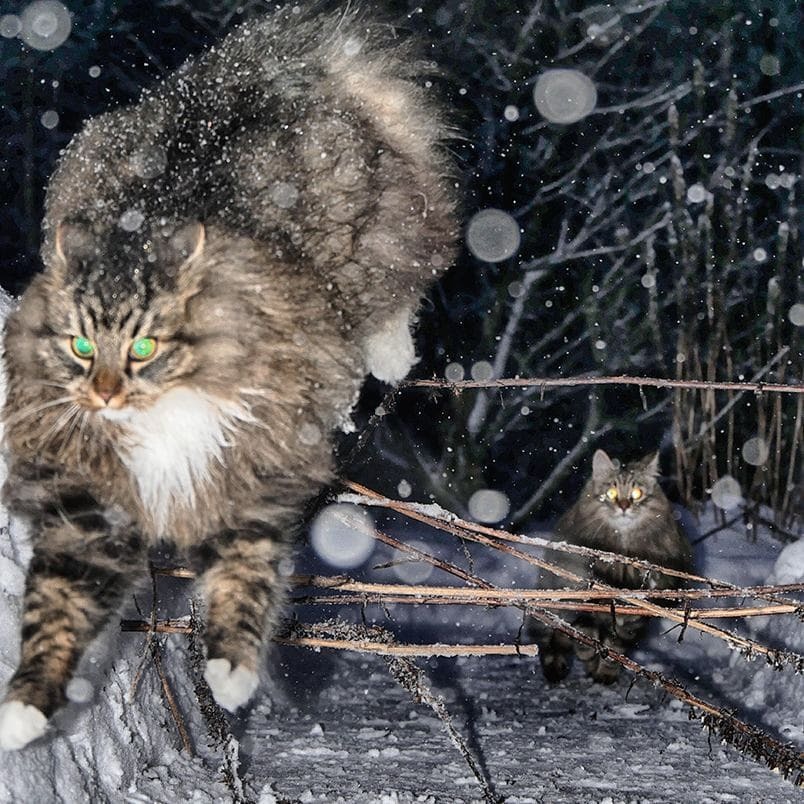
[[0, 526, 145, 750], [193, 527, 291, 712], [538, 629, 575, 682]]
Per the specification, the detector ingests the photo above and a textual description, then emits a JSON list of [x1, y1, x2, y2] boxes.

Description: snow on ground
[[0, 289, 802, 802]]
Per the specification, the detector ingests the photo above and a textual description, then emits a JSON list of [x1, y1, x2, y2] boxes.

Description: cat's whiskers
[[60, 405, 86, 452], [3, 395, 75, 426], [39, 403, 81, 453]]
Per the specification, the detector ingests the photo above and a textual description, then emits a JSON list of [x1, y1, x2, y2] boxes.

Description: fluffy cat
[[0, 7, 456, 749], [530, 450, 693, 684]]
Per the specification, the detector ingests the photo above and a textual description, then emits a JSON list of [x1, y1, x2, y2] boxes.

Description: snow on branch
[[405, 373, 804, 395]]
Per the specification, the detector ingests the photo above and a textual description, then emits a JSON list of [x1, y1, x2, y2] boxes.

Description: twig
[[150, 640, 194, 755], [292, 576, 804, 603], [274, 636, 539, 658], [285, 620, 502, 804], [404, 374, 804, 395], [342, 483, 804, 671], [528, 608, 804, 784], [291, 594, 798, 620], [342, 482, 802, 606]]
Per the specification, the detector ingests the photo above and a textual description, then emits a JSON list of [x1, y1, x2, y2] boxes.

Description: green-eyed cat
[[0, 7, 456, 749]]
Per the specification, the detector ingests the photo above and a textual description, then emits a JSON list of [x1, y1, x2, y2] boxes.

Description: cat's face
[[8, 221, 206, 423], [589, 449, 660, 523]]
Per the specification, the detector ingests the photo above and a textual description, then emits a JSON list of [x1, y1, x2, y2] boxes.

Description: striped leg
[[193, 527, 291, 713], [0, 529, 145, 750]]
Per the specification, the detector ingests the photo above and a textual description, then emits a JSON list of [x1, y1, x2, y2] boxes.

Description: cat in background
[[530, 450, 693, 684], [0, 7, 456, 750]]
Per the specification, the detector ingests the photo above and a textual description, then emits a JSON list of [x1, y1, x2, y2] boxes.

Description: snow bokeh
[[465, 209, 521, 263], [533, 69, 597, 124], [19, 1, 71, 51], [467, 488, 510, 523], [129, 147, 168, 180], [742, 436, 770, 467], [444, 361, 464, 381], [710, 474, 743, 510], [581, 5, 623, 47], [309, 503, 375, 569], [469, 360, 493, 382]]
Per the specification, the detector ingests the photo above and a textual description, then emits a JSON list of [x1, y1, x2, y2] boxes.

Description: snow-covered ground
[[0, 289, 802, 802]]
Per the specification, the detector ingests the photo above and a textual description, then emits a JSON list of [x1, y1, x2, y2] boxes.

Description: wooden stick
[[291, 594, 798, 620], [273, 637, 539, 658], [151, 642, 194, 755], [290, 577, 804, 604], [404, 374, 804, 395]]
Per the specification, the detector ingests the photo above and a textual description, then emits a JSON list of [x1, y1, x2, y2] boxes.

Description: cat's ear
[[165, 222, 206, 295], [54, 221, 95, 266], [170, 222, 206, 264], [592, 449, 616, 481], [637, 451, 660, 476]]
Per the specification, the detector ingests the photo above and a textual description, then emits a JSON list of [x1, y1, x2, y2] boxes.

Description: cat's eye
[[70, 336, 95, 360], [605, 487, 618, 501], [631, 487, 644, 501], [129, 337, 157, 361]]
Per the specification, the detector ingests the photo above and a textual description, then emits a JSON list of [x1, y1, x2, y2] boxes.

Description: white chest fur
[[114, 387, 252, 534]]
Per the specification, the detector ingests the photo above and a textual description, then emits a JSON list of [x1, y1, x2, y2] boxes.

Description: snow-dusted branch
[[407, 374, 804, 395]]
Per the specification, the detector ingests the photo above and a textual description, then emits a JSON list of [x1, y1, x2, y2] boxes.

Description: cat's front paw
[[362, 309, 417, 384], [0, 700, 48, 751], [203, 658, 259, 712]]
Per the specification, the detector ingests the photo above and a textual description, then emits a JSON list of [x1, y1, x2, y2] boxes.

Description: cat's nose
[[93, 370, 123, 404], [617, 500, 630, 511]]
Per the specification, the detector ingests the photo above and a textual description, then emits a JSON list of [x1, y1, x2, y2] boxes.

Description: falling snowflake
[[40, 110, 58, 129], [0, 15, 21, 38], [787, 303, 804, 327], [298, 422, 321, 446], [468, 489, 510, 524], [533, 69, 597, 124], [270, 181, 299, 209], [466, 209, 521, 263], [444, 362, 465, 382], [470, 361, 494, 382], [129, 147, 168, 180], [119, 209, 145, 232], [759, 54, 780, 76], [742, 437, 769, 467], [581, 5, 623, 47], [20, 1, 71, 51], [686, 184, 707, 204], [391, 540, 434, 584], [710, 476, 742, 511], [310, 503, 375, 569], [66, 677, 94, 704]]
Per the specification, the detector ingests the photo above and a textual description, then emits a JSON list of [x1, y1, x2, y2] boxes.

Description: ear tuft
[[592, 449, 616, 481], [170, 222, 205, 263], [54, 222, 94, 264], [638, 451, 661, 476]]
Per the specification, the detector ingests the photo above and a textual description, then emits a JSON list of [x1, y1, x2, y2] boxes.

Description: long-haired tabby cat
[[0, 8, 456, 749], [530, 450, 693, 684]]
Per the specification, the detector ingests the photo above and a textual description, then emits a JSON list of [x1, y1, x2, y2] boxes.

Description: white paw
[[362, 309, 417, 384], [0, 700, 48, 751], [204, 658, 259, 712]]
